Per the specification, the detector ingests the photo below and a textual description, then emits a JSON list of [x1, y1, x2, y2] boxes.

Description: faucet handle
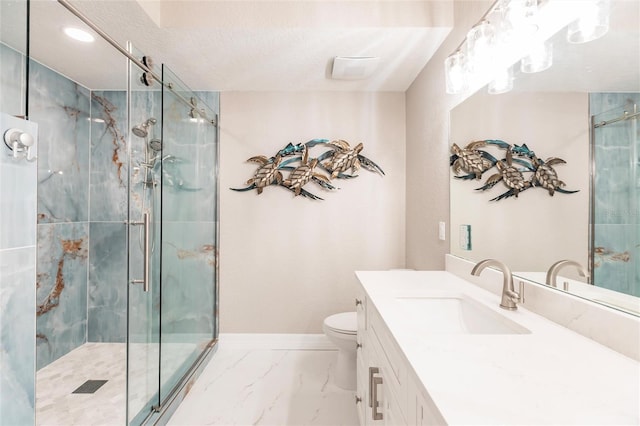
[[518, 280, 525, 304]]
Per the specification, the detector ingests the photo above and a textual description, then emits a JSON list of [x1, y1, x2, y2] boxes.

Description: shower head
[[132, 118, 157, 138], [148, 138, 163, 152]]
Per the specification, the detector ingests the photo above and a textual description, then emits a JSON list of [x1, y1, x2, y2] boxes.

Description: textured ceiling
[[19, 0, 454, 91], [4, 1, 637, 94]]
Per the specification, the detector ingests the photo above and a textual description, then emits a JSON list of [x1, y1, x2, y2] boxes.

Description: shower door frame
[[125, 49, 220, 425]]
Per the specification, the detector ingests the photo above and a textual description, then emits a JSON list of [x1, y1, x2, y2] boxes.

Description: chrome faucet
[[546, 260, 589, 288], [471, 259, 523, 310]]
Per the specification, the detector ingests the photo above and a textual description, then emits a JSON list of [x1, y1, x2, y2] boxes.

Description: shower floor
[[36, 341, 198, 426]]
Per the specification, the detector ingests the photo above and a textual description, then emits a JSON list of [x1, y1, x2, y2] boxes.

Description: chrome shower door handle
[[131, 211, 151, 292]]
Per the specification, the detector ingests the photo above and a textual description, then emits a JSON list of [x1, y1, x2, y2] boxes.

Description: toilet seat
[[324, 312, 357, 335]]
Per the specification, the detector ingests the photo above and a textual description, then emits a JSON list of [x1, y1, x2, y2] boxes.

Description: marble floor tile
[[35, 341, 197, 426], [34, 337, 358, 426], [36, 343, 126, 426], [168, 340, 359, 426]]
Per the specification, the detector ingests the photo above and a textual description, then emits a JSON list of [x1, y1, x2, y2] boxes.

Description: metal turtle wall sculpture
[[231, 138, 384, 200], [450, 139, 579, 201]]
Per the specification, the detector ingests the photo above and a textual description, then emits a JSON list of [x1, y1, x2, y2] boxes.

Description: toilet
[[323, 312, 358, 390]]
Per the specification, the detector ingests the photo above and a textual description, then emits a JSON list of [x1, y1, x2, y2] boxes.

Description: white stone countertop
[[356, 270, 640, 425]]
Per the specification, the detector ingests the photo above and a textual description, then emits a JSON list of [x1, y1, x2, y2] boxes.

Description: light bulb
[[63, 27, 95, 43], [467, 20, 496, 76], [445, 51, 468, 94], [521, 40, 553, 73], [567, 0, 610, 43], [488, 66, 513, 94]]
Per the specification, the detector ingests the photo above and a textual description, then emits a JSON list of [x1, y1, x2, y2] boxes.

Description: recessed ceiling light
[[63, 27, 95, 43]]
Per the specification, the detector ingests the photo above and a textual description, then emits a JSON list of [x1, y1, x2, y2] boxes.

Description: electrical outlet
[[438, 221, 446, 241]]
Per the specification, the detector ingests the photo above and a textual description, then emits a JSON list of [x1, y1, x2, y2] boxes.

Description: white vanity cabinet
[[355, 270, 640, 425], [357, 291, 434, 426]]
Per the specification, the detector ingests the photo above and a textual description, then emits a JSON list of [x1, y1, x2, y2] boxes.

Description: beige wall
[[405, 1, 492, 270], [219, 92, 406, 333], [449, 91, 590, 272]]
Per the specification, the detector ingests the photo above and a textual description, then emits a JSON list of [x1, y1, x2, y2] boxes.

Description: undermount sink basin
[[395, 294, 531, 335]]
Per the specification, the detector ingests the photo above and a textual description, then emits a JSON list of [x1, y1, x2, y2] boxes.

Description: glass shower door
[[127, 43, 163, 424], [159, 65, 218, 401]]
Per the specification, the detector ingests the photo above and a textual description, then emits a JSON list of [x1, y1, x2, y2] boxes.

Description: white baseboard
[[218, 333, 336, 350]]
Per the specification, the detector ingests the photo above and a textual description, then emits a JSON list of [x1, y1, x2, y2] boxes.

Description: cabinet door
[[414, 386, 446, 426]]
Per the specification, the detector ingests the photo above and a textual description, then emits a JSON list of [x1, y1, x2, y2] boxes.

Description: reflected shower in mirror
[[449, 0, 640, 316]]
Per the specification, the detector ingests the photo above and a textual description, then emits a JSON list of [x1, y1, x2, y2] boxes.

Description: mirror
[[449, 0, 640, 315]]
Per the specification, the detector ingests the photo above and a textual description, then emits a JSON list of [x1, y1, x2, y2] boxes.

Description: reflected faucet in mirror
[[471, 259, 523, 311], [546, 260, 589, 290]]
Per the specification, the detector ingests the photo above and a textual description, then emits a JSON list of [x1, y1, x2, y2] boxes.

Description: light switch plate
[[438, 221, 446, 241]]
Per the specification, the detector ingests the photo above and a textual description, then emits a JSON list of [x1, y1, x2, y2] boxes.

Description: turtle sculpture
[[245, 154, 284, 194], [282, 148, 331, 196], [321, 140, 365, 178], [530, 156, 579, 196], [450, 141, 498, 180], [231, 139, 384, 200], [477, 150, 531, 200]]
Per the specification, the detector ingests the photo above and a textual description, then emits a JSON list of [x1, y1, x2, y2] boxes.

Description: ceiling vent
[[331, 56, 380, 80]]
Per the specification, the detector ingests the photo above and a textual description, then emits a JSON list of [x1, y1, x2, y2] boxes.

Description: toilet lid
[[324, 312, 357, 334]]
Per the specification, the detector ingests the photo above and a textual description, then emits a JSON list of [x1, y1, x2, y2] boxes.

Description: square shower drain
[[72, 379, 108, 394]]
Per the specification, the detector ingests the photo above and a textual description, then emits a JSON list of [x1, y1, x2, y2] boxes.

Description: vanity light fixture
[[566, 0, 610, 43], [444, 0, 609, 95], [444, 0, 537, 95], [63, 27, 95, 43]]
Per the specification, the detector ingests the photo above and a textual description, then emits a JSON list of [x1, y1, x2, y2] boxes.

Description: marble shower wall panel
[[127, 226, 159, 343], [130, 89, 162, 220], [29, 60, 90, 224], [0, 248, 36, 426], [90, 91, 128, 222], [0, 42, 25, 115], [0, 113, 38, 249], [36, 222, 89, 369], [161, 221, 215, 336], [0, 113, 38, 426], [161, 92, 217, 223], [88, 222, 127, 342]]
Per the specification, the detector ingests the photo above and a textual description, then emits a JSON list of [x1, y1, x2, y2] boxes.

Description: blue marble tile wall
[[590, 93, 640, 297], [157, 88, 218, 398], [3, 46, 219, 381], [160, 90, 218, 341], [87, 90, 130, 343], [0, 113, 38, 426], [0, 43, 25, 115], [128, 89, 163, 343], [29, 58, 92, 369]]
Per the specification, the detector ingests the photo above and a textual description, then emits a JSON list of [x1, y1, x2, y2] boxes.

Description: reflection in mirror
[[449, 0, 640, 316]]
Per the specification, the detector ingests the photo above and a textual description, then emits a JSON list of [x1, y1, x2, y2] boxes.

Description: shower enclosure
[[590, 93, 640, 298], [0, 1, 219, 424]]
